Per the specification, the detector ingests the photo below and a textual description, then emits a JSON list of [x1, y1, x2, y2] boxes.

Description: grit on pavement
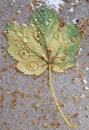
[[0, 0, 89, 130]]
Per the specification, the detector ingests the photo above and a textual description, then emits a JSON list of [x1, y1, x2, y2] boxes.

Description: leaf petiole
[[48, 63, 77, 128]]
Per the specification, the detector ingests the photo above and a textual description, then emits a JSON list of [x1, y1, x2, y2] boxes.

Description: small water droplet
[[34, 18, 37, 22], [37, 43, 40, 47], [22, 23, 27, 27], [49, 18, 52, 21], [86, 67, 89, 71], [31, 23, 34, 27], [34, 31, 41, 40], [27, 62, 39, 71], [79, 94, 85, 99], [83, 86, 89, 90], [16, 10, 21, 14], [11, 0, 16, 6], [6, 89, 12, 94], [23, 37, 28, 43], [17, 32, 22, 37], [13, 21, 18, 24], [55, 32, 59, 39], [19, 50, 29, 59], [83, 78, 87, 84], [45, 21, 49, 26]]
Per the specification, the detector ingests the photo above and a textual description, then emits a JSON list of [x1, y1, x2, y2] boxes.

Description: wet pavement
[[0, 0, 89, 130]]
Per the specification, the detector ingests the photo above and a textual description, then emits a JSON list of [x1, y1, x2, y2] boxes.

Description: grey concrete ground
[[0, 0, 89, 130]]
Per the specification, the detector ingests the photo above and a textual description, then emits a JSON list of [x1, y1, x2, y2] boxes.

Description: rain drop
[[34, 31, 41, 40], [17, 32, 22, 37], [45, 21, 49, 26], [27, 62, 39, 71], [34, 18, 37, 22], [23, 37, 28, 43], [37, 43, 40, 47], [16, 10, 21, 14], [31, 23, 34, 27], [19, 50, 29, 59], [55, 32, 59, 39], [13, 21, 18, 24], [22, 23, 27, 27], [49, 18, 52, 21]]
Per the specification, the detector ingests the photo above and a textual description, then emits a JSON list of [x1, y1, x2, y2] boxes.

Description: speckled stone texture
[[0, 0, 89, 130]]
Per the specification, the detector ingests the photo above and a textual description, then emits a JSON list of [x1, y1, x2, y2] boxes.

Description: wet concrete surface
[[0, 0, 89, 130]]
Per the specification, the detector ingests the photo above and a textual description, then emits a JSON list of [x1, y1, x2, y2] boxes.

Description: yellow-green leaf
[[6, 6, 81, 128]]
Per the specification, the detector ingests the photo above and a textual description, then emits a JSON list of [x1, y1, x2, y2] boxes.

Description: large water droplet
[[19, 50, 29, 59], [27, 62, 39, 71], [34, 31, 41, 40], [23, 37, 28, 43]]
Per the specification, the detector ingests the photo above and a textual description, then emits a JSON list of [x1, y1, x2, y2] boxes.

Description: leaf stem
[[48, 63, 77, 128]]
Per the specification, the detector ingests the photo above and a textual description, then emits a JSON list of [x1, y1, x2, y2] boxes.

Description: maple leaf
[[6, 7, 81, 128]]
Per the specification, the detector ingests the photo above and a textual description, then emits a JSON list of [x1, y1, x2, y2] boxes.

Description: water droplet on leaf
[[37, 43, 40, 47], [55, 32, 59, 39], [34, 31, 41, 40], [17, 32, 22, 37], [23, 37, 28, 43], [49, 18, 52, 21], [19, 50, 29, 59], [34, 18, 37, 22], [31, 23, 34, 27], [27, 62, 39, 71], [45, 21, 49, 26], [22, 23, 27, 27]]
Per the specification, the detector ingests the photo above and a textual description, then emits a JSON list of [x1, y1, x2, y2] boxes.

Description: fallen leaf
[[6, 7, 81, 128]]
